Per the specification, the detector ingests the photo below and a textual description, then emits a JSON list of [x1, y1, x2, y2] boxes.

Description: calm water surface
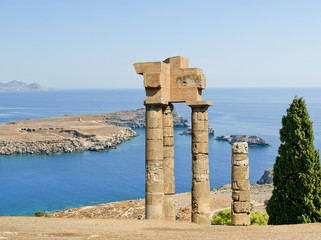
[[0, 88, 320, 216]]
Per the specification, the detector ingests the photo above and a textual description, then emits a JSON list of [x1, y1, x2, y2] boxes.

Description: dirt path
[[0, 217, 320, 240]]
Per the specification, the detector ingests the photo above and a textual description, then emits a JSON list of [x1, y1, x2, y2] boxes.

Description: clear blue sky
[[1, 0, 320, 88]]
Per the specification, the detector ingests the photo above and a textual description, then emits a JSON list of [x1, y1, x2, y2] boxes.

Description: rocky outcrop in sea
[[257, 168, 274, 185], [215, 135, 270, 146]]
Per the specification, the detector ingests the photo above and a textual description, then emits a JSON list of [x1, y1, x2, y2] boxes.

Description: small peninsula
[[215, 135, 270, 146], [0, 108, 188, 155], [0, 80, 46, 91]]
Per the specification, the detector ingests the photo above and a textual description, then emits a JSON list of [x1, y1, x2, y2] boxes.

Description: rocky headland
[[103, 108, 188, 128], [215, 135, 270, 146], [257, 168, 274, 185], [0, 80, 46, 91], [0, 108, 188, 155]]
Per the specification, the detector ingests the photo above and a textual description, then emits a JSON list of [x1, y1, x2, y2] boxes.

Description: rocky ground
[[4, 183, 320, 240], [1, 217, 320, 240], [53, 184, 273, 220]]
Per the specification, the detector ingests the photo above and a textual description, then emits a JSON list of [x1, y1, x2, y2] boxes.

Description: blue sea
[[0, 88, 320, 216]]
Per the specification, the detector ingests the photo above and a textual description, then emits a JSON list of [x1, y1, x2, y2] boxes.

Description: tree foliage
[[267, 97, 321, 224]]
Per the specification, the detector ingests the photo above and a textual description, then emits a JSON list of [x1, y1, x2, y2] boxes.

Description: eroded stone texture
[[144, 100, 167, 220], [134, 56, 205, 102], [135, 57, 213, 225], [187, 101, 213, 225], [231, 142, 250, 226], [163, 104, 175, 221]]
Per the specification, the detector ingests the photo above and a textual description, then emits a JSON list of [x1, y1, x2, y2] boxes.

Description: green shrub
[[44, 211, 52, 218], [211, 209, 268, 225], [250, 211, 269, 225], [35, 211, 44, 217], [211, 208, 231, 225]]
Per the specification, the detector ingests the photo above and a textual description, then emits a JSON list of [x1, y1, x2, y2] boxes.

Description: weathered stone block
[[163, 127, 174, 137], [233, 201, 250, 213], [163, 147, 174, 159], [232, 154, 248, 161], [146, 148, 163, 161], [232, 166, 249, 180], [145, 192, 164, 220], [232, 154, 249, 166], [192, 142, 208, 154], [192, 181, 210, 196], [232, 191, 250, 201], [239, 191, 250, 202], [145, 108, 162, 118], [146, 129, 163, 140], [163, 136, 174, 146], [146, 117, 163, 129], [146, 182, 164, 193], [192, 132, 208, 143], [232, 159, 249, 166], [231, 213, 250, 226], [191, 213, 211, 225], [164, 182, 175, 194], [164, 194, 176, 221], [232, 142, 248, 154], [144, 73, 162, 88], [232, 180, 250, 191], [192, 160, 209, 173], [146, 139, 163, 149], [192, 153, 208, 162], [191, 121, 207, 132], [163, 117, 173, 128]]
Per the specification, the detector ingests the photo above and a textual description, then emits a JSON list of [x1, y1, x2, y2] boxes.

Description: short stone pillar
[[163, 104, 176, 221], [231, 142, 250, 226], [187, 101, 213, 225], [144, 99, 167, 220]]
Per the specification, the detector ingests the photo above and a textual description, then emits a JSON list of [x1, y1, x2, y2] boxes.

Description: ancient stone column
[[187, 101, 213, 225], [163, 103, 175, 221], [144, 99, 167, 220], [231, 142, 250, 226]]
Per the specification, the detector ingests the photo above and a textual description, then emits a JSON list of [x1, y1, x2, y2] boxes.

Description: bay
[[0, 88, 320, 216]]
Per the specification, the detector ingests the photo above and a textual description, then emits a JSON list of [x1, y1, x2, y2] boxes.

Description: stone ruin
[[134, 56, 250, 225], [232, 142, 250, 225]]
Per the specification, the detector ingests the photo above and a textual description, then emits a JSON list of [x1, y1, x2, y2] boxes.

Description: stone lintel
[[186, 101, 213, 107], [144, 99, 168, 106]]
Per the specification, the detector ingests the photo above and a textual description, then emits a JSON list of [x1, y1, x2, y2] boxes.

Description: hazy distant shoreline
[[0, 80, 46, 92]]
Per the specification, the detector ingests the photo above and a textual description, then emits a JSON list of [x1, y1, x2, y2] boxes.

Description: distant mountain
[[0, 81, 46, 91]]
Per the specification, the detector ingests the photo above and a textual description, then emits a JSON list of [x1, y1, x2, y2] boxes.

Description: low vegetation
[[211, 208, 268, 226]]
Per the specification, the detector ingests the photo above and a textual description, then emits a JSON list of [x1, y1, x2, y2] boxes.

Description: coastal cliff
[[0, 113, 139, 155], [0, 108, 188, 155]]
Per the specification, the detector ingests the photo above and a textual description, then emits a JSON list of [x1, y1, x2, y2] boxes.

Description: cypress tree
[[267, 97, 321, 225]]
